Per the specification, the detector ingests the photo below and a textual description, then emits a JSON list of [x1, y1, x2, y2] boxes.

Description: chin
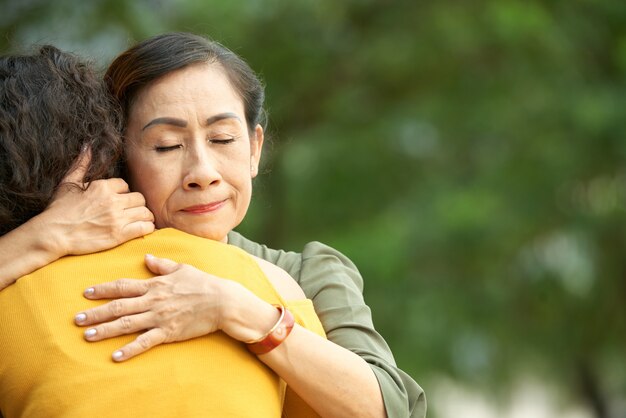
[[180, 225, 228, 243]]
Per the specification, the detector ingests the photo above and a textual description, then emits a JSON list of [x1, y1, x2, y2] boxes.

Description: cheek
[[234, 170, 253, 213], [127, 159, 151, 194], [134, 175, 174, 229], [127, 158, 171, 211], [229, 161, 253, 195]]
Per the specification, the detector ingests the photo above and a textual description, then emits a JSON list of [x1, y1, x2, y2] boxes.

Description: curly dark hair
[[0, 45, 123, 236]]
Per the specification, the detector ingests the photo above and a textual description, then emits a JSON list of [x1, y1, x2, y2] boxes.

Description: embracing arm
[[0, 213, 64, 290], [228, 234, 426, 418], [0, 176, 154, 291], [256, 313, 386, 418], [74, 255, 385, 418], [243, 257, 386, 417], [298, 244, 426, 418]]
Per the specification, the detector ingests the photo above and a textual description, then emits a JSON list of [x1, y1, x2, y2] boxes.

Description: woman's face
[[124, 63, 263, 242]]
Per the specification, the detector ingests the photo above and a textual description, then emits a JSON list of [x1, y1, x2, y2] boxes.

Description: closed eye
[[209, 137, 236, 145], [155, 144, 183, 152]]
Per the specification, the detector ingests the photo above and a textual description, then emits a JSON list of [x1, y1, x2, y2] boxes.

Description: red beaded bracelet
[[246, 305, 295, 355]]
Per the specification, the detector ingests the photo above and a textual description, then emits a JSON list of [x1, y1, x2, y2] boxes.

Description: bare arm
[[75, 255, 385, 418], [0, 213, 64, 289], [230, 235, 425, 418], [247, 257, 386, 417], [0, 160, 154, 290]]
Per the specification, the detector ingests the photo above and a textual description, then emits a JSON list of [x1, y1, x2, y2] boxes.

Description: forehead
[[129, 63, 244, 120]]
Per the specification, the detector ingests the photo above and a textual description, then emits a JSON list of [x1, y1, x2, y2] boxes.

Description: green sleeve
[[228, 232, 426, 418]]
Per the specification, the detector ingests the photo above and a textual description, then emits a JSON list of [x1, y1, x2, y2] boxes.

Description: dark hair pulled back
[[105, 32, 266, 133], [0, 45, 123, 236]]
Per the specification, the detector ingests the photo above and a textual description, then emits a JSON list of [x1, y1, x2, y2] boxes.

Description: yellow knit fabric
[[0, 228, 325, 418]]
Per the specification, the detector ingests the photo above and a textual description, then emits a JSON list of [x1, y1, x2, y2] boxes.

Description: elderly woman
[[0, 45, 329, 418], [0, 33, 425, 418]]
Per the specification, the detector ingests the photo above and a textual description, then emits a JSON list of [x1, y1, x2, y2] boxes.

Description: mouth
[[181, 200, 227, 214]]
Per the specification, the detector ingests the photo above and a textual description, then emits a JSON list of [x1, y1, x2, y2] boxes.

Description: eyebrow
[[206, 112, 241, 125], [142, 112, 242, 131]]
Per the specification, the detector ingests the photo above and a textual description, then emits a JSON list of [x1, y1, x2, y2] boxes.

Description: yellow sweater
[[0, 229, 324, 418]]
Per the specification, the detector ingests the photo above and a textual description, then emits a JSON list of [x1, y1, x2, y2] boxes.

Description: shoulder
[[251, 255, 306, 300], [298, 241, 364, 293], [228, 231, 364, 298], [228, 230, 303, 278]]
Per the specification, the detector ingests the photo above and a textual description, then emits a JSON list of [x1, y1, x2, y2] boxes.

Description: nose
[[183, 146, 222, 190]]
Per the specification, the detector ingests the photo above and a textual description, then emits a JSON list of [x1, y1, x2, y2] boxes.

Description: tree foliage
[[2, 0, 625, 416]]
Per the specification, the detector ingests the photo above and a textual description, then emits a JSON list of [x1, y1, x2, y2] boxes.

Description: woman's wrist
[[246, 305, 295, 355], [0, 215, 65, 289], [218, 281, 282, 343], [29, 211, 68, 259]]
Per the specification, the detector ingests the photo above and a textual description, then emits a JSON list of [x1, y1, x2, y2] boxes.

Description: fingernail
[[75, 313, 87, 323], [84, 287, 95, 296], [112, 351, 124, 361], [85, 328, 97, 338], [145, 254, 155, 260]]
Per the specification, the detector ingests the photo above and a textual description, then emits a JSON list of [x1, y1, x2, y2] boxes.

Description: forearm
[[226, 294, 385, 418], [260, 324, 386, 418], [74, 253, 388, 416], [203, 258, 388, 416], [227, 233, 425, 417], [0, 214, 62, 289]]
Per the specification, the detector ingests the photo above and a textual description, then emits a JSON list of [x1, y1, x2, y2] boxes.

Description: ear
[[250, 124, 264, 178]]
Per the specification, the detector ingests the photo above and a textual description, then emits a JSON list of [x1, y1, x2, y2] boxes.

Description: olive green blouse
[[228, 231, 426, 418]]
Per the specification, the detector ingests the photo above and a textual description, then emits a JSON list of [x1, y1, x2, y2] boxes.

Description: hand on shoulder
[[43, 151, 155, 256]]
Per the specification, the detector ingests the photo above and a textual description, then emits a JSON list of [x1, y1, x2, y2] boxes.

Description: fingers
[[61, 146, 92, 184], [120, 196, 155, 242], [144, 254, 180, 276], [123, 192, 148, 210], [120, 204, 155, 240], [123, 205, 154, 223], [82, 311, 153, 341], [82, 278, 149, 300], [121, 220, 156, 241], [99, 177, 131, 193], [75, 297, 147, 330], [112, 328, 167, 362], [80, 314, 167, 362]]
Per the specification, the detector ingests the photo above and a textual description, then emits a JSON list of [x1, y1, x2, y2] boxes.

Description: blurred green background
[[2, 0, 625, 416]]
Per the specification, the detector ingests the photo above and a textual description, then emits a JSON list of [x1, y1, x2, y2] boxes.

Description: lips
[[182, 200, 226, 214]]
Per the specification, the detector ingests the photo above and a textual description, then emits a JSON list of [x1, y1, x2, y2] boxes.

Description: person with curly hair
[[0, 45, 153, 286], [0, 46, 325, 418], [0, 33, 425, 418]]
